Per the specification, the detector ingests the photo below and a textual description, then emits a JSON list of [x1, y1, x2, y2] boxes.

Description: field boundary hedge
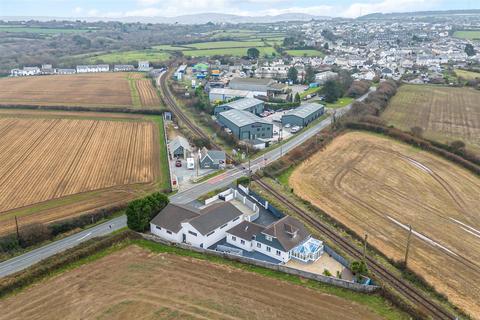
[[0, 104, 165, 115], [345, 122, 480, 176], [0, 230, 141, 298], [0, 203, 127, 256]]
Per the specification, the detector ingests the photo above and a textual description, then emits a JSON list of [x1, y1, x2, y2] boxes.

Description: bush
[[237, 176, 250, 187], [126, 192, 169, 232], [350, 260, 368, 276], [19, 223, 52, 248], [0, 235, 20, 253]]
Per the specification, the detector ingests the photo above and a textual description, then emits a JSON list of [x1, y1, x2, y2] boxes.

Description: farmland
[[0, 72, 163, 110], [453, 30, 480, 40], [381, 85, 480, 154], [285, 49, 325, 57], [455, 68, 480, 80], [289, 131, 480, 318], [0, 244, 397, 320], [0, 111, 163, 235], [0, 25, 89, 34]]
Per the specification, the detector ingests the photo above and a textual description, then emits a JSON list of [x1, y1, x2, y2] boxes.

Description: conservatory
[[290, 237, 324, 263]]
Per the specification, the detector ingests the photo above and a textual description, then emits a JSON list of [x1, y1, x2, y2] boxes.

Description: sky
[[0, 0, 479, 18]]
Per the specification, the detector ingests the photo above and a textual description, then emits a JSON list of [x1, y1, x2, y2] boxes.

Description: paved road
[[0, 88, 372, 278], [0, 216, 126, 278]]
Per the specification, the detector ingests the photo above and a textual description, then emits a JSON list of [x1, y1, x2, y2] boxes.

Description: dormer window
[[265, 235, 272, 241]]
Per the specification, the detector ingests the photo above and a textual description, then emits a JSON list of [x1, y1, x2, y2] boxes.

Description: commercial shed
[[281, 103, 325, 127], [218, 109, 273, 140], [214, 97, 264, 116]]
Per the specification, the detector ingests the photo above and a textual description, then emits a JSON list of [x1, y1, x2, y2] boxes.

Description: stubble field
[[381, 85, 480, 154], [0, 245, 386, 320], [289, 132, 480, 318], [0, 113, 160, 234], [0, 72, 162, 109]]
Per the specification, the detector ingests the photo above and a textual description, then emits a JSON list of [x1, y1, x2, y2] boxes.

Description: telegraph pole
[[404, 225, 413, 268], [362, 233, 368, 263], [15, 216, 20, 241]]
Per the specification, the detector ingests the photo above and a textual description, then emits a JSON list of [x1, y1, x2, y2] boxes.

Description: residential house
[[76, 65, 109, 73], [199, 147, 226, 169], [138, 61, 151, 72], [114, 65, 135, 72], [57, 68, 76, 75]]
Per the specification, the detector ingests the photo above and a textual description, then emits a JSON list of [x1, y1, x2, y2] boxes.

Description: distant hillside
[[358, 9, 480, 20], [0, 13, 331, 25]]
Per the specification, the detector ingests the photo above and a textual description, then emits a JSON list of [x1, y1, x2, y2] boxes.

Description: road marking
[[386, 215, 458, 256], [77, 232, 92, 242], [450, 218, 480, 238]]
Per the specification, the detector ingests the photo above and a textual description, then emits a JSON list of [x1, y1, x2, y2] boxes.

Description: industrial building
[[281, 103, 325, 127], [218, 109, 273, 140], [214, 98, 264, 116], [209, 88, 265, 103]]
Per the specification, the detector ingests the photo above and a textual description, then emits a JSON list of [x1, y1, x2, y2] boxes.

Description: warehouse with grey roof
[[214, 97, 264, 116], [217, 109, 273, 140], [281, 103, 325, 127]]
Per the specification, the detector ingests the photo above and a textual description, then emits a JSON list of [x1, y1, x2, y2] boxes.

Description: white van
[[186, 158, 195, 170]]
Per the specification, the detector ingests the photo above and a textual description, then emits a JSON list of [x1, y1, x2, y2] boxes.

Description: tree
[[283, 37, 295, 47], [465, 43, 476, 57], [323, 42, 329, 50], [350, 260, 368, 276], [247, 47, 260, 59], [287, 66, 298, 83], [450, 140, 466, 151], [323, 80, 342, 103], [294, 92, 301, 103], [126, 192, 169, 232], [410, 126, 423, 137], [305, 65, 316, 84]]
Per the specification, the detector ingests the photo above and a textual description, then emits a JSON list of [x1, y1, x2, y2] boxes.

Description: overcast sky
[[1, 0, 479, 18]]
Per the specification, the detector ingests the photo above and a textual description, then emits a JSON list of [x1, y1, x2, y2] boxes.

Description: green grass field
[[184, 40, 267, 49], [183, 46, 277, 57], [0, 25, 89, 34], [453, 30, 480, 40], [285, 49, 325, 57], [152, 45, 189, 51], [455, 69, 480, 80], [86, 50, 171, 64], [325, 97, 354, 109], [300, 86, 322, 98]]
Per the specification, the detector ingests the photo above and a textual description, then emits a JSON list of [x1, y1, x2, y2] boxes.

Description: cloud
[[341, 0, 439, 18], [71, 0, 441, 19]]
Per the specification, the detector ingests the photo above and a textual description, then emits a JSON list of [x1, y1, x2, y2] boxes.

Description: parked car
[[175, 160, 182, 167], [284, 123, 291, 128], [291, 126, 301, 133]]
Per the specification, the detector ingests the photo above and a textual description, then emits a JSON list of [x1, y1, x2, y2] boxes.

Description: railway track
[[254, 177, 457, 320], [158, 66, 457, 320], [158, 69, 236, 164]]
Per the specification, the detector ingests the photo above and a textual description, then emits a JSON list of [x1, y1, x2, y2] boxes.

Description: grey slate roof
[[169, 136, 191, 153], [226, 221, 265, 241], [219, 98, 263, 111], [283, 103, 324, 119], [261, 216, 309, 251], [219, 109, 271, 127], [188, 202, 244, 235], [150, 203, 200, 233]]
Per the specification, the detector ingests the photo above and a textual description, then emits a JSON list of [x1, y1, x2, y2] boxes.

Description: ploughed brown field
[[0, 72, 162, 109], [289, 132, 480, 318], [0, 113, 159, 235], [0, 245, 385, 320], [136, 78, 161, 107], [381, 85, 480, 154]]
